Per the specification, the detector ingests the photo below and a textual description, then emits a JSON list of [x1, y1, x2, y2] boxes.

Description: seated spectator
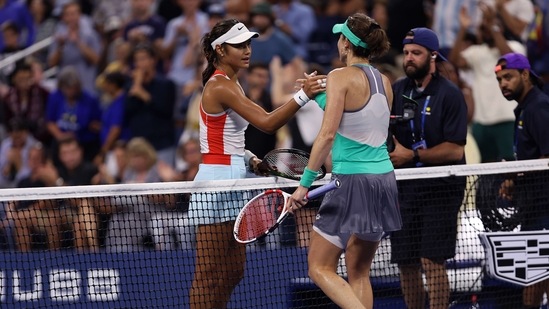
[[94, 71, 131, 166], [2, 61, 50, 145], [53, 137, 100, 251], [25, 0, 57, 66], [248, 2, 301, 79], [95, 38, 131, 102], [0, 0, 35, 51], [11, 143, 73, 251], [47, 1, 101, 94], [0, 118, 38, 188], [0, 21, 24, 91], [125, 43, 176, 167], [162, 0, 209, 135], [94, 140, 128, 185], [243, 62, 277, 159], [105, 137, 173, 252], [151, 138, 200, 250], [46, 66, 101, 163], [271, 0, 316, 61], [123, 0, 166, 72]]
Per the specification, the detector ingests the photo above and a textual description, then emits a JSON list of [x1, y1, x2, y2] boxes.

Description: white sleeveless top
[[199, 70, 249, 164]]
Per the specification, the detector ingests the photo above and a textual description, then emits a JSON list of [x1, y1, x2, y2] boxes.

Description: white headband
[[210, 23, 259, 50]]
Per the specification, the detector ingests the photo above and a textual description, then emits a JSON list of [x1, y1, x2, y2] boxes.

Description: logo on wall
[[479, 230, 549, 286]]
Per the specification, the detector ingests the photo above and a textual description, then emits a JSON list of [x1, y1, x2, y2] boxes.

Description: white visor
[[210, 23, 259, 50]]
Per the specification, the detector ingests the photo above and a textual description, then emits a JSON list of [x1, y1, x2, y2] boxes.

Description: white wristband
[[244, 150, 257, 166], [293, 89, 310, 107]]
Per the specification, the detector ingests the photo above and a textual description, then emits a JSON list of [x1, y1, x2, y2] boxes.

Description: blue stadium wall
[[0, 248, 524, 308]]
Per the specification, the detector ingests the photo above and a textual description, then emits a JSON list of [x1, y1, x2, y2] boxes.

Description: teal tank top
[[315, 64, 393, 174]]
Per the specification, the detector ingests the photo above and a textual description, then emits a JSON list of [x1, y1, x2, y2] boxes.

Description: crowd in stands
[[0, 0, 548, 252]]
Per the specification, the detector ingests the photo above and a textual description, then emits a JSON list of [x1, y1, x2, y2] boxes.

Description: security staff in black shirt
[[495, 52, 549, 309]]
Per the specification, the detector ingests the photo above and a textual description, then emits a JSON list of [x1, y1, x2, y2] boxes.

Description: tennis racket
[[233, 179, 341, 244], [257, 148, 326, 181]]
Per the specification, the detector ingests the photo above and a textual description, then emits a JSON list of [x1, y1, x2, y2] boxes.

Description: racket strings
[[236, 192, 285, 241], [264, 153, 310, 178]]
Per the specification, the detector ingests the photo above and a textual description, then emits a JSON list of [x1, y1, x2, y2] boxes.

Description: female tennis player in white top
[[288, 13, 402, 309], [189, 19, 326, 308]]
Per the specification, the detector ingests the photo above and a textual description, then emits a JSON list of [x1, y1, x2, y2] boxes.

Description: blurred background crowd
[[0, 0, 548, 251]]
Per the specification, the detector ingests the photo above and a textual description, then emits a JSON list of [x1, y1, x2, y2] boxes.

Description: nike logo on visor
[[238, 26, 244, 30]]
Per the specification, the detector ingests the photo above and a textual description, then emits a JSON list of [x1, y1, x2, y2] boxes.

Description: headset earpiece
[[431, 54, 437, 60]]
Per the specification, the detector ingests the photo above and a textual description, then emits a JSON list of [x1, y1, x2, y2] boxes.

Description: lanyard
[[513, 109, 524, 160], [409, 93, 431, 143]]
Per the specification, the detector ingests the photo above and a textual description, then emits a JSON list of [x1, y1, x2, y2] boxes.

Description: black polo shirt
[[514, 87, 549, 160], [391, 73, 468, 169]]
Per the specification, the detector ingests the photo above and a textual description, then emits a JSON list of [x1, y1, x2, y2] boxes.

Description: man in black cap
[[389, 27, 468, 309], [495, 52, 549, 309]]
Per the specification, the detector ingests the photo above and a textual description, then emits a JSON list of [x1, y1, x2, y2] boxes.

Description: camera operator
[[388, 28, 468, 309]]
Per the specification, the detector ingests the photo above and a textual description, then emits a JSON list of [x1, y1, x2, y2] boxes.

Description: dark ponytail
[[201, 19, 240, 86], [347, 13, 390, 60]]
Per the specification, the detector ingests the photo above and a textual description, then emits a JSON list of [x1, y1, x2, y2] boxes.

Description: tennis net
[[0, 159, 548, 308]]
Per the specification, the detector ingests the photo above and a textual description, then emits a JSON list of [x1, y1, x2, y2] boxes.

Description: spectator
[[0, 0, 35, 51], [151, 138, 201, 250], [48, 1, 101, 95], [105, 137, 173, 252], [95, 72, 131, 166], [494, 52, 549, 309], [389, 28, 468, 309], [94, 140, 128, 185], [123, 0, 166, 72], [25, 0, 56, 66], [11, 143, 70, 251], [0, 118, 38, 188], [206, 3, 226, 30], [162, 0, 209, 136], [449, 3, 524, 162], [96, 16, 125, 80], [432, 0, 480, 57], [125, 43, 177, 167], [492, 0, 535, 43], [306, 0, 345, 73], [270, 0, 316, 61], [46, 66, 101, 163], [95, 38, 131, 100], [244, 62, 277, 159], [54, 137, 100, 252], [92, 0, 131, 35], [248, 2, 301, 77], [0, 21, 24, 87], [271, 57, 324, 154], [526, 0, 549, 95], [2, 61, 50, 145]]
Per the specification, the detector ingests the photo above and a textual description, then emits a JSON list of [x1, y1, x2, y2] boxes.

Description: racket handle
[[306, 179, 341, 200]]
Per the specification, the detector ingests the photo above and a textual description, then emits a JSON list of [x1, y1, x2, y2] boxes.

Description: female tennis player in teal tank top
[[288, 13, 402, 308]]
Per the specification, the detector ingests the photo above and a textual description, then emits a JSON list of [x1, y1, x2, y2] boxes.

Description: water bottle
[[469, 294, 480, 309]]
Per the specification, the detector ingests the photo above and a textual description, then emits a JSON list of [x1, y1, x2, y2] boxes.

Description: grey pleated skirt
[[313, 172, 402, 235]]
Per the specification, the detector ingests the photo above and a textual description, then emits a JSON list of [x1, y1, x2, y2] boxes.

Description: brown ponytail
[[346, 13, 390, 60]]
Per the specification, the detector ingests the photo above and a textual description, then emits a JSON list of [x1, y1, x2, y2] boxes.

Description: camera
[[387, 95, 418, 152]]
